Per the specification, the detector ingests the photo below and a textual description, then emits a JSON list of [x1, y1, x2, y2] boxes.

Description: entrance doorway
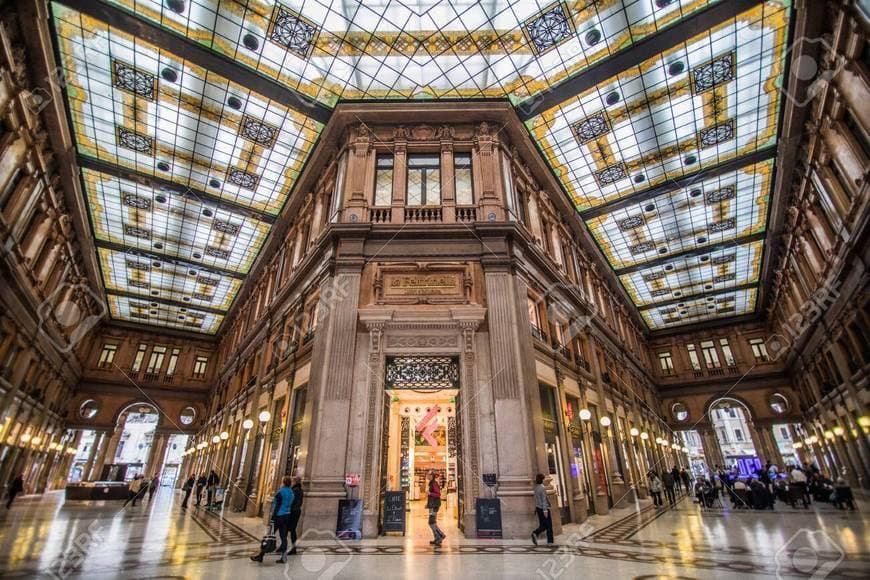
[[383, 390, 461, 540], [380, 355, 463, 541]]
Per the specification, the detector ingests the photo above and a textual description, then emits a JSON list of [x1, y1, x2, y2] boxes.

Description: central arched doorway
[[708, 397, 759, 476], [112, 403, 160, 481]]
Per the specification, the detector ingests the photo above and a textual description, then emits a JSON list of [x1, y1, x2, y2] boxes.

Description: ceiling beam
[[77, 156, 276, 224], [105, 289, 228, 315], [638, 282, 759, 312], [94, 239, 246, 279], [581, 147, 778, 220], [515, 0, 765, 120], [56, 0, 333, 124], [615, 232, 767, 276]]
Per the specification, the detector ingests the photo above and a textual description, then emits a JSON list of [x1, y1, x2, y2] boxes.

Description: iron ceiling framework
[[49, 0, 791, 333]]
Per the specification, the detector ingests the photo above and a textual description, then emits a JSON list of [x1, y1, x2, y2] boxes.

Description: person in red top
[[426, 471, 445, 546]]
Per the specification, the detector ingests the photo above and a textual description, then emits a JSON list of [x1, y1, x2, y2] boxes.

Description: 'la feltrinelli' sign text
[[375, 263, 472, 304]]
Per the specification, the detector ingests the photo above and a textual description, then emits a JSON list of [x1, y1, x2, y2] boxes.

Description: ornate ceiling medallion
[[573, 112, 611, 145], [205, 246, 230, 259], [124, 225, 151, 239], [239, 115, 279, 147], [268, 4, 319, 59], [707, 217, 736, 233], [617, 215, 645, 230], [524, 2, 575, 55], [112, 59, 156, 100], [691, 52, 735, 94], [122, 193, 151, 209], [227, 168, 260, 190], [698, 119, 735, 148], [705, 186, 736, 203], [117, 127, 153, 154], [212, 220, 241, 235], [594, 162, 627, 186]]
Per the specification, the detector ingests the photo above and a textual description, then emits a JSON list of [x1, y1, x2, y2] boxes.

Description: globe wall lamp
[[578, 409, 592, 421], [629, 428, 639, 437], [20, 433, 31, 443], [599, 416, 611, 428], [242, 419, 254, 430], [640, 432, 649, 440], [211, 435, 220, 444], [793, 441, 803, 449], [258, 410, 271, 424], [833, 426, 845, 437], [824, 430, 834, 440], [220, 431, 229, 440], [31, 436, 42, 446], [858, 416, 869, 428]]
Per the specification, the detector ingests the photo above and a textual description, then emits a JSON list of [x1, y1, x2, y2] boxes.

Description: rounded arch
[[703, 394, 757, 422], [111, 400, 163, 429]]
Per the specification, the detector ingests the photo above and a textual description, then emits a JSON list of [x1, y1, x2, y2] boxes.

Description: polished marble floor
[[0, 489, 867, 579]]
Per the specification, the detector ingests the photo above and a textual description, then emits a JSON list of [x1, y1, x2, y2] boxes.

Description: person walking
[[662, 468, 677, 507], [206, 470, 219, 508], [124, 475, 144, 507], [181, 475, 195, 510], [288, 477, 304, 555], [680, 468, 691, 494], [530, 473, 554, 545], [426, 471, 446, 546], [5, 473, 24, 509], [648, 471, 663, 508], [250, 476, 295, 564], [195, 474, 206, 506], [670, 466, 682, 494], [148, 475, 159, 502]]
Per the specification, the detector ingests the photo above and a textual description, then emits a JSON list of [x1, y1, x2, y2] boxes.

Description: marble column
[[93, 416, 126, 480], [81, 431, 103, 481]]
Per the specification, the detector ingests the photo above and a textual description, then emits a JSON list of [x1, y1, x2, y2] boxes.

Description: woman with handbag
[[426, 471, 445, 546]]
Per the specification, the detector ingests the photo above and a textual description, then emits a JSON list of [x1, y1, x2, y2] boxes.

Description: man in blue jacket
[[251, 476, 295, 563]]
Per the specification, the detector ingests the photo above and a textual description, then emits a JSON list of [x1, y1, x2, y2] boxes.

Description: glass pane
[[455, 165, 473, 205], [425, 168, 441, 205], [407, 168, 423, 206], [374, 169, 393, 206]]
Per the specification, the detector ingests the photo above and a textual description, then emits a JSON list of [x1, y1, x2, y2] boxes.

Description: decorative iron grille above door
[[384, 356, 460, 390]]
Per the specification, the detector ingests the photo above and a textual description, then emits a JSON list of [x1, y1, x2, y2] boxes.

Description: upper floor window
[[719, 338, 735, 366], [527, 296, 542, 329], [686, 344, 702, 371], [454, 153, 474, 205], [374, 154, 393, 206], [407, 154, 441, 206], [657, 352, 674, 374], [779, 427, 790, 440], [165, 348, 180, 376], [98, 344, 117, 368], [146, 346, 166, 373], [748, 338, 769, 362], [192, 356, 209, 379], [131, 343, 147, 373], [700, 340, 721, 368]]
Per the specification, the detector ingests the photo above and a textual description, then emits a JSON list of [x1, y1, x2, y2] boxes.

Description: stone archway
[[89, 401, 162, 481], [705, 396, 764, 474]]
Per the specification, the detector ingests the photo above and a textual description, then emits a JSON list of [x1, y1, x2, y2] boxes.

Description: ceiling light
[[160, 67, 178, 82], [242, 33, 260, 51]]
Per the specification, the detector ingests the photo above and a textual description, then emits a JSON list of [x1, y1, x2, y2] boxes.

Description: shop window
[[719, 338, 736, 366], [374, 154, 393, 206], [407, 154, 441, 206], [98, 344, 117, 368], [454, 153, 474, 205], [131, 343, 148, 373], [657, 351, 674, 374], [192, 356, 209, 378], [700, 340, 721, 368], [686, 344, 702, 370], [748, 338, 769, 362]]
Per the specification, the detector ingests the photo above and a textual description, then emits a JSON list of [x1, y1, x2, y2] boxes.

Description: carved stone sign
[[375, 262, 472, 305]]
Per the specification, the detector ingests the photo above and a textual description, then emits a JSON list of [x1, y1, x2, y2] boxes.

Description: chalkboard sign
[[382, 491, 406, 534], [336, 499, 363, 540], [475, 498, 502, 538]]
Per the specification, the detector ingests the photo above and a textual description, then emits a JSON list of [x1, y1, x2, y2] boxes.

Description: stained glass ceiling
[[49, 0, 791, 333]]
